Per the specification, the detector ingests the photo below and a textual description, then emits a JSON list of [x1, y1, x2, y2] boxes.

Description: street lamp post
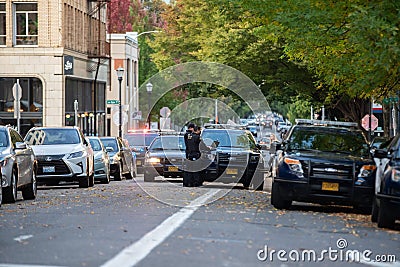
[[146, 82, 153, 129], [116, 67, 124, 138]]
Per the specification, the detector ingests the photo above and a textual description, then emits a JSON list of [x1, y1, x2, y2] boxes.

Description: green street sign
[[383, 96, 399, 104], [106, 100, 120, 105]]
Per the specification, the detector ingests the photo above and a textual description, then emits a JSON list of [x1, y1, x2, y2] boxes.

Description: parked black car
[[143, 134, 186, 182], [124, 130, 159, 173], [371, 134, 400, 229], [200, 124, 265, 190], [99, 137, 135, 181], [271, 119, 375, 211]]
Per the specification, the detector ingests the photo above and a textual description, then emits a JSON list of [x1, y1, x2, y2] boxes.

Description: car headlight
[[358, 165, 376, 178], [284, 158, 303, 174], [146, 157, 161, 164], [392, 168, 400, 182], [68, 151, 84, 159]]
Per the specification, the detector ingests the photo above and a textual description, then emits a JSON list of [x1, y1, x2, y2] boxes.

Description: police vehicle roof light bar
[[295, 119, 358, 127]]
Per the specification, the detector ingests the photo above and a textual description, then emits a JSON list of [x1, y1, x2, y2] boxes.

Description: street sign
[[383, 96, 399, 104], [160, 106, 171, 117], [361, 114, 378, 131], [132, 111, 142, 120], [112, 111, 127, 126], [107, 100, 120, 105]]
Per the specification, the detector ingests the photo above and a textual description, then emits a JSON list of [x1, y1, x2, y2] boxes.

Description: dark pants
[[183, 153, 202, 187]]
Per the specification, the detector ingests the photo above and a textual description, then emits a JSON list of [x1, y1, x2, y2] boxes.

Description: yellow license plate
[[226, 168, 238, 175], [137, 160, 142, 166], [168, 166, 178, 172], [321, 182, 339, 191]]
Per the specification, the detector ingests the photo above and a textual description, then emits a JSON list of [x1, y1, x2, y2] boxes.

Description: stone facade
[[0, 0, 109, 136]]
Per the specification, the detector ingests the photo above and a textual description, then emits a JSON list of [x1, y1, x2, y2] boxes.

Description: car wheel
[[89, 173, 95, 187], [371, 197, 379, 223], [114, 162, 122, 181], [79, 175, 90, 188], [377, 200, 395, 229], [144, 171, 155, 182], [3, 168, 18, 203], [22, 168, 37, 200], [124, 165, 134, 180], [271, 182, 291, 209], [250, 171, 264, 191]]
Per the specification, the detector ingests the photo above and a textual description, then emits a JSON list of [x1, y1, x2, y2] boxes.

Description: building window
[[14, 3, 38, 46], [0, 3, 5, 45]]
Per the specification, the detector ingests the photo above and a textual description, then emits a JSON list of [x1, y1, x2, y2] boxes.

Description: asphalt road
[[0, 175, 399, 267]]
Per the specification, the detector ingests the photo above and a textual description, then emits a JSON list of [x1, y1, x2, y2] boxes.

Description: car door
[[118, 137, 132, 173], [10, 129, 32, 186]]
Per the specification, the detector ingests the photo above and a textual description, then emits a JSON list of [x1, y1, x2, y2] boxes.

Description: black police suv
[[143, 134, 186, 182], [371, 134, 400, 229], [200, 124, 265, 190], [271, 119, 375, 211]]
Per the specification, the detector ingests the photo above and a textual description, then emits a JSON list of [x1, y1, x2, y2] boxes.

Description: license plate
[[137, 160, 142, 166], [168, 166, 178, 172], [321, 182, 339, 191], [226, 168, 238, 175], [43, 166, 55, 173]]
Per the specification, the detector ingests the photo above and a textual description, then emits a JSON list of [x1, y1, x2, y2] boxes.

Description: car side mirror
[[15, 142, 27, 150], [372, 148, 390, 159]]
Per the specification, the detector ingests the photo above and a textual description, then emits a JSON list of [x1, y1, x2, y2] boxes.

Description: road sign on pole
[[107, 100, 120, 105], [361, 114, 378, 131], [12, 79, 22, 132]]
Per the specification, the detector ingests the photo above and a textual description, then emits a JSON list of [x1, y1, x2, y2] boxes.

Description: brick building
[[0, 0, 110, 136]]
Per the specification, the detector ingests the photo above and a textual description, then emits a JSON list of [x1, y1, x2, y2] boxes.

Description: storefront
[[0, 77, 43, 137]]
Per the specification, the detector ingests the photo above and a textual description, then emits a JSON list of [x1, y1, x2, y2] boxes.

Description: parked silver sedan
[[86, 136, 110, 184], [1, 125, 37, 203]]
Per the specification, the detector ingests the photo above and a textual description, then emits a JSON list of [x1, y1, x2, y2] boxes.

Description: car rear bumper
[[274, 178, 374, 206]]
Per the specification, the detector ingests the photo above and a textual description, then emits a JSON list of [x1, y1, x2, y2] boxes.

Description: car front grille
[[300, 161, 355, 180], [37, 159, 70, 175], [36, 154, 65, 161]]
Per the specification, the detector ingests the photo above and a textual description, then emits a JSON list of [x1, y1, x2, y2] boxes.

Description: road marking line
[[100, 189, 222, 267]]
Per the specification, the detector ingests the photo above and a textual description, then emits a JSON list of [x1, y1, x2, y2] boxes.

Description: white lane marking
[[101, 189, 222, 267], [13, 235, 33, 243]]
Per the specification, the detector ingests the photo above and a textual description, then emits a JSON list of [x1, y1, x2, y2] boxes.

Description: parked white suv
[[24, 127, 94, 188]]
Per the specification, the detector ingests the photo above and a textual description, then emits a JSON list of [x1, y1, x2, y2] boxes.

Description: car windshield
[[288, 128, 369, 157], [100, 138, 118, 152], [125, 133, 158, 146], [25, 128, 80, 145], [88, 139, 102, 151], [202, 130, 256, 149], [0, 130, 9, 147], [150, 136, 185, 151]]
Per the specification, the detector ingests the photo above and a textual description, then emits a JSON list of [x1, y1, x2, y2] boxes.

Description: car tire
[[377, 200, 395, 229], [371, 197, 379, 223], [79, 176, 90, 188], [22, 169, 37, 200], [250, 171, 264, 191], [271, 182, 291, 209], [114, 162, 122, 181], [144, 173, 155, 182], [89, 173, 95, 187], [3, 168, 18, 203]]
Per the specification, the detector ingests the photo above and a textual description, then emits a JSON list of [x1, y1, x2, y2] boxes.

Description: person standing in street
[[183, 124, 201, 187]]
